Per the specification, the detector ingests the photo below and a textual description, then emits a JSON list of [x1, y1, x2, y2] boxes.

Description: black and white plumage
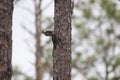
[[42, 31, 56, 48]]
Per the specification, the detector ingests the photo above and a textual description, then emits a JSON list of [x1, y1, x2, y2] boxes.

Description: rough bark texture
[[53, 0, 73, 80], [0, 0, 13, 80], [34, 0, 43, 80]]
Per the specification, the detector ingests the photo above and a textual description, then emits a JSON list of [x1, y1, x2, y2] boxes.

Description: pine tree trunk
[[0, 0, 13, 80], [53, 0, 73, 80], [34, 0, 43, 80]]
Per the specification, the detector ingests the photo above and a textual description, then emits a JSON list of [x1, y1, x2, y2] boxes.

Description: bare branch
[[43, 22, 54, 31], [24, 39, 34, 53], [22, 24, 34, 36]]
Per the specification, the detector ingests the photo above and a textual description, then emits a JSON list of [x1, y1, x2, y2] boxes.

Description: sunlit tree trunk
[[53, 0, 73, 80], [0, 0, 14, 80], [34, 0, 43, 80]]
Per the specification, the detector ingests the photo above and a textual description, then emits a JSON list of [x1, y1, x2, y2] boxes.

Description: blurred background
[[12, 0, 120, 80]]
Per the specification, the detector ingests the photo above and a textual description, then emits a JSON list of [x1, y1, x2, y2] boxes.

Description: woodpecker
[[42, 31, 56, 48], [42, 31, 54, 36]]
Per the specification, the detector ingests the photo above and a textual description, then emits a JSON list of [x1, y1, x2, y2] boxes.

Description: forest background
[[12, 0, 120, 80]]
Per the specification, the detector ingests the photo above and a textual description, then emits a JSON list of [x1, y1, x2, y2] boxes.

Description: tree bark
[[0, 0, 13, 80], [53, 0, 73, 80], [34, 0, 43, 80]]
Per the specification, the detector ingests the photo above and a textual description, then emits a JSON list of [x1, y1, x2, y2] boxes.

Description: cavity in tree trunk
[[53, 0, 73, 80], [0, 0, 14, 80]]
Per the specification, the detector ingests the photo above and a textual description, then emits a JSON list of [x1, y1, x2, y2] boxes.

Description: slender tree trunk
[[104, 57, 109, 80], [34, 0, 43, 80], [0, 0, 13, 80], [53, 0, 73, 80], [104, 50, 109, 80]]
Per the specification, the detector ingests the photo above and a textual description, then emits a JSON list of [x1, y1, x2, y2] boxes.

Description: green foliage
[[72, 15, 79, 20], [75, 23, 84, 29], [13, 66, 21, 75], [111, 77, 120, 80], [76, 52, 82, 57], [83, 8, 92, 19], [114, 10, 120, 22], [90, 0, 95, 4], [81, 31, 89, 39], [72, 0, 120, 80], [101, 0, 116, 18], [88, 76, 98, 80], [72, 52, 82, 66], [101, 0, 120, 22], [116, 35, 120, 40], [80, 28, 90, 39], [25, 77, 33, 80], [96, 38, 105, 45], [112, 56, 120, 70]]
